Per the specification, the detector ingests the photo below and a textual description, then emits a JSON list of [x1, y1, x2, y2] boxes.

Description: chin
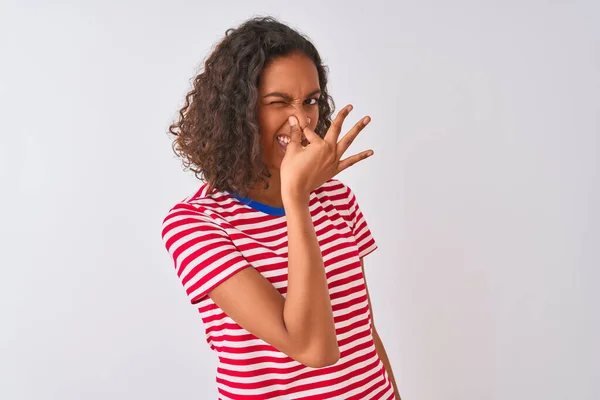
[[264, 155, 283, 173]]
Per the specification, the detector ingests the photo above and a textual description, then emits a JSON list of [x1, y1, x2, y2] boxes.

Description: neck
[[246, 171, 284, 208]]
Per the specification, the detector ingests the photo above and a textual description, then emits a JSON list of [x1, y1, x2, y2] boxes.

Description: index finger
[[337, 115, 371, 157], [301, 122, 321, 144], [324, 104, 353, 144]]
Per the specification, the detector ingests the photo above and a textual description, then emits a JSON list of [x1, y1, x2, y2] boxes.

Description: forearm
[[373, 330, 401, 400], [282, 194, 339, 365]]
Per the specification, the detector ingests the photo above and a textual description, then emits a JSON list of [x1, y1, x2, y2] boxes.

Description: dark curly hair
[[168, 16, 336, 198]]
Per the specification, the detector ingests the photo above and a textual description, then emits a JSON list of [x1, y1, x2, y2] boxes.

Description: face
[[257, 51, 320, 173]]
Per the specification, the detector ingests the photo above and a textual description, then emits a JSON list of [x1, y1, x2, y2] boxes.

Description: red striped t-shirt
[[161, 178, 395, 399]]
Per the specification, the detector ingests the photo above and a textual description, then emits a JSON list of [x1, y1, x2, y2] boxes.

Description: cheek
[[258, 110, 281, 137], [306, 105, 319, 123]]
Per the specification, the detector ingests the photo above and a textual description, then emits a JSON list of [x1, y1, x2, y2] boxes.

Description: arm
[[361, 258, 402, 400], [204, 107, 370, 368], [283, 194, 339, 365], [206, 195, 338, 368]]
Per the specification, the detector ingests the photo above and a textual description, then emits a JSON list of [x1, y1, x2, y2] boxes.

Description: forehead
[[258, 52, 319, 93]]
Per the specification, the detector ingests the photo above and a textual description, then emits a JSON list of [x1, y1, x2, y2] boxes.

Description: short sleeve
[[344, 184, 378, 258], [161, 203, 251, 304]]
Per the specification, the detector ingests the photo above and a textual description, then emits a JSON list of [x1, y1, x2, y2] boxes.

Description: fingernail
[[307, 117, 311, 124], [288, 116, 296, 126]]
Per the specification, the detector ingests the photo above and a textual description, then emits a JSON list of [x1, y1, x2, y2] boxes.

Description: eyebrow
[[263, 89, 321, 100]]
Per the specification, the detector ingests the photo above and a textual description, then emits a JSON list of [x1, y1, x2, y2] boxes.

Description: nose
[[287, 106, 310, 130]]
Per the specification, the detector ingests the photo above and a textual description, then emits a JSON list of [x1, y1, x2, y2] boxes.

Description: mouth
[[276, 134, 307, 152]]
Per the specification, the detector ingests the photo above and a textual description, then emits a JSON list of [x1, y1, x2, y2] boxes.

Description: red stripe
[[218, 344, 374, 382], [217, 349, 379, 394], [347, 363, 390, 399]]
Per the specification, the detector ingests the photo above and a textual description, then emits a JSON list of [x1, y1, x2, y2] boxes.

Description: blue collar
[[229, 193, 286, 216]]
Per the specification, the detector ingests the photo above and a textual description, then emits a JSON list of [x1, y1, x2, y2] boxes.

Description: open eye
[[305, 98, 319, 106]]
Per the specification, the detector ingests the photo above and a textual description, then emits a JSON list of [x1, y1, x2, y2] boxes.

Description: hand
[[280, 104, 374, 200]]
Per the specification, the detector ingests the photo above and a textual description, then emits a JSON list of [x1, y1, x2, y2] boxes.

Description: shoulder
[[316, 178, 353, 200], [314, 178, 356, 209], [160, 182, 237, 240]]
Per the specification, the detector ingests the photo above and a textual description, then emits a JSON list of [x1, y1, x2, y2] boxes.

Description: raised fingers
[[324, 104, 354, 144], [337, 149, 374, 173], [336, 115, 371, 157]]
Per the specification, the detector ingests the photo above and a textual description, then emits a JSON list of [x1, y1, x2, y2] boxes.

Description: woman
[[161, 16, 401, 400]]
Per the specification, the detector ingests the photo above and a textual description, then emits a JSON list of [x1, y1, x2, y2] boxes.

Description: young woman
[[161, 16, 401, 400]]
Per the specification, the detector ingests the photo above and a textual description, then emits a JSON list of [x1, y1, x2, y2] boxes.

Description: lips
[[277, 137, 310, 153], [275, 134, 300, 153], [277, 140, 289, 153]]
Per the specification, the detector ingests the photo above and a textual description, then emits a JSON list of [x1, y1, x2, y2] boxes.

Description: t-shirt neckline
[[229, 192, 286, 216]]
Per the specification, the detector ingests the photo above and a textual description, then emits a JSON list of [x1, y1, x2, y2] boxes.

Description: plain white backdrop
[[1, 1, 599, 399]]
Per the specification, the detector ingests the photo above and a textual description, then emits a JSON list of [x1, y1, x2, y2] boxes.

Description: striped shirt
[[161, 178, 395, 399]]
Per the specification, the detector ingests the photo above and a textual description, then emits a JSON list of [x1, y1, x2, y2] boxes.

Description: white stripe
[[216, 344, 376, 388]]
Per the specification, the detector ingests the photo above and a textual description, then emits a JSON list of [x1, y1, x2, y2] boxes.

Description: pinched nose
[[287, 110, 310, 130], [276, 115, 311, 143]]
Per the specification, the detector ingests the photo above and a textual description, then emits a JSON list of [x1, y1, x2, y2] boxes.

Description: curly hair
[[168, 16, 336, 198]]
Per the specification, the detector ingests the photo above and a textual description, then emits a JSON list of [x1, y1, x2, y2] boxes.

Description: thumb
[[287, 116, 303, 150]]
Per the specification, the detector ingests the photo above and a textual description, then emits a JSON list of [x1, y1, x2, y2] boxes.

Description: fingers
[[289, 116, 321, 148], [337, 149, 374, 173], [324, 104, 354, 144], [302, 120, 321, 144], [287, 116, 303, 151], [337, 115, 371, 156]]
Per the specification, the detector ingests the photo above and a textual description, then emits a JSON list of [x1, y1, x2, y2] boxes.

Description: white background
[[1, 1, 599, 399]]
